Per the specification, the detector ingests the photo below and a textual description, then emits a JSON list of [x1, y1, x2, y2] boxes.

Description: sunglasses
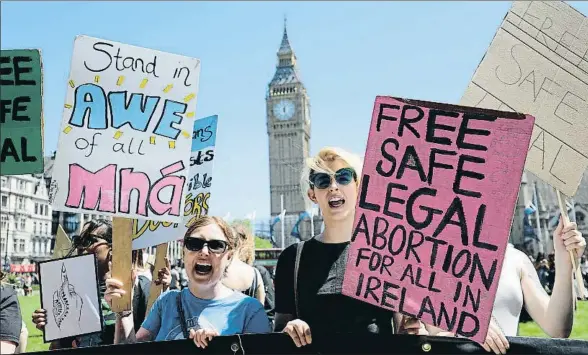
[[184, 238, 229, 254], [72, 234, 105, 249], [309, 167, 357, 189]]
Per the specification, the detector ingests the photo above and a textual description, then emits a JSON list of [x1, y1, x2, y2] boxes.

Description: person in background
[[23, 274, 32, 297], [0, 270, 22, 354], [31, 219, 169, 348], [170, 264, 180, 290], [180, 262, 188, 290], [105, 216, 270, 349], [223, 224, 266, 305], [274, 147, 426, 348], [429, 218, 586, 355], [537, 259, 550, 293], [581, 255, 588, 289]]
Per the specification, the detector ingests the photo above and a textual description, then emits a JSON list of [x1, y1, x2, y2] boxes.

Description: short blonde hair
[[233, 223, 255, 265], [300, 147, 363, 206]]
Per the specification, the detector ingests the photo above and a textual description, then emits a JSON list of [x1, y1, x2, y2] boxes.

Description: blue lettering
[[68, 83, 107, 129], [108, 91, 160, 132], [153, 100, 186, 139]]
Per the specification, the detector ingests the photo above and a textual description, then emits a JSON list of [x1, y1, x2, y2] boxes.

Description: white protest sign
[[460, 1, 588, 196], [50, 35, 200, 222], [131, 115, 218, 249]]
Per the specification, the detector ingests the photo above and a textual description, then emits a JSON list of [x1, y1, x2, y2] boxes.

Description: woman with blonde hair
[[104, 216, 270, 348], [223, 223, 266, 305], [274, 147, 426, 347]]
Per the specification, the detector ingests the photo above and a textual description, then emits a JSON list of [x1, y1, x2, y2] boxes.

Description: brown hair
[[184, 216, 239, 251], [233, 224, 255, 265]]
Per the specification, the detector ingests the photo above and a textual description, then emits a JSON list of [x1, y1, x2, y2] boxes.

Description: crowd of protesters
[[0, 147, 585, 355], [522, 250, 588, 299]]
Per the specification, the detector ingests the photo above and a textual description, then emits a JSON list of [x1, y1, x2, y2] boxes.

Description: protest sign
[[460, 1, 588, 197], [39, 254, 103, 343], [49, 35, 200, 222], [131, 114, 217, 249], [342, 97, 535, 343], [0, 49, 44, 175]]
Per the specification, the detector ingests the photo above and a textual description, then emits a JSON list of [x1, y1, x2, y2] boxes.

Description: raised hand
[[31, 308, 47, 331]]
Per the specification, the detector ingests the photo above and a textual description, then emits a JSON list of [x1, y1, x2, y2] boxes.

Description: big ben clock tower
[[267, 19, 312, 247]]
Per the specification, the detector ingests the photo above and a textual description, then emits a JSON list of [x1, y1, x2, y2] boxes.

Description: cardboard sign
[[38, 254, 103, 343], [342, 97, 535, 343], [50, 36, 200, 222], [0, 49, 44, 175], [460, 1, 588, 197], [132, 115, 217, 249]]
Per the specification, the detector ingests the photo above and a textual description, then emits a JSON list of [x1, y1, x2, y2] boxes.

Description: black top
[[254, 264, 275, 319], [274, 238, 396, 335], [0, 285, 22, 347]]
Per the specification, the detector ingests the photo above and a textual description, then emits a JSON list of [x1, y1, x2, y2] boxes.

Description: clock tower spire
[[266, 18, 312, 247]]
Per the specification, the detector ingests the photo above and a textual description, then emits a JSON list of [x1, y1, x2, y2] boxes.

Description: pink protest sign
[[342, 97, 535, 343]]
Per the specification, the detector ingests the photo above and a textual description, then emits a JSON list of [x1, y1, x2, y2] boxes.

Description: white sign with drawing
[[39, 254, 103, 342], [460, 1, 588, 196]]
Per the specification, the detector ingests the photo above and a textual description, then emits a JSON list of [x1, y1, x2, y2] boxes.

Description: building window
[[1, 195, 7, 208], [19, 239, 25, 252], [13, 240, 17, 253], [32, 240, 36, 254], [0, 215, 7, 230], [0, 238, 4, 255], [35, 203, 39, 214], [45, 206, 49, 216], [33, 221, 37, 234], [0, 177, 6, 188], [20, 218, 26, 231], [18, 180, 26, 191], [45, 222, 49, 235], [40, 204, 44, 215], [18, 197, 24, 210]]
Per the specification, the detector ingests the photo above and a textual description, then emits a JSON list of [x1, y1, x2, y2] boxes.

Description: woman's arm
[[520, 254, 573, 338], [254, 269, 266, 306], [521, 218, 583, 338]]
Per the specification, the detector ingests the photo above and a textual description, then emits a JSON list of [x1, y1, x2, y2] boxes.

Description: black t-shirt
[[274, 238, 396, 335], [0, 284, 22, 347]]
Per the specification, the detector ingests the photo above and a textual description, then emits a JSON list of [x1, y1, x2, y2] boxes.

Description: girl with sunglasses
[[274, 147, 427, 348], [105, 216, 270, 348]]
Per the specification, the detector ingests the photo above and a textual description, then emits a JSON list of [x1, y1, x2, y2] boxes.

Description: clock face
[[273, 99, 295, 120]]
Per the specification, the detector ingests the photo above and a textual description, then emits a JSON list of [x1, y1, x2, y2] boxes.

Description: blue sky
[[2, 1, 587, 221]]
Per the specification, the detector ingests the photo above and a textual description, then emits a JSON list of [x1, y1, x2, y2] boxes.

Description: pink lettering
[[65, 164, 116, 212], [149, 161, 186, 216], [119, 168, 150, 216]]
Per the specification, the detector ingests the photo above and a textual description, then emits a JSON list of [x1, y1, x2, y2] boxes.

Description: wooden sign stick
[[145, 243, 169, 317], [555, 190, 586, 299], [111, 217, 134, 312]]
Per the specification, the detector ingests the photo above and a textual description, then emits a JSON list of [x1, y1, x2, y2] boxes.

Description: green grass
[[17, 296, 587, 352], [518, 300, 588, 340], [18, 294, 50, 353]]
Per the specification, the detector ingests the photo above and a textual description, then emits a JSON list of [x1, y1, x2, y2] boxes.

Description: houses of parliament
[[265, 22, 588, 253]]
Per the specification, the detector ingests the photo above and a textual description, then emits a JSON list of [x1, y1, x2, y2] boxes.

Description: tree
[[231, 219, 274, 249]]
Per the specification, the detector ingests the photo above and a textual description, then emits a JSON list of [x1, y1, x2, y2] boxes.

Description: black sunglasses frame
[[183, 238, 229, 254], [309, 167, 357, 189]]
